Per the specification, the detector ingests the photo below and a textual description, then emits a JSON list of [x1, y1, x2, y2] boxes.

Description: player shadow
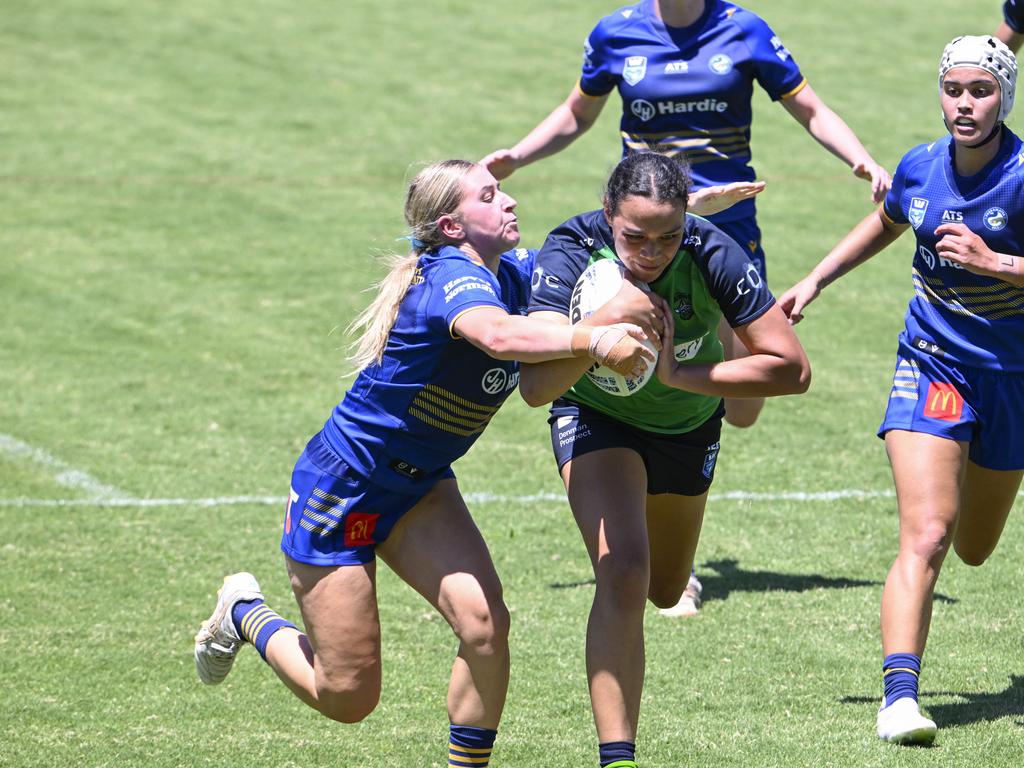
[[841, 675, 1024, 730], [694, 558, 957, 607], [548, 557, 957, 606]]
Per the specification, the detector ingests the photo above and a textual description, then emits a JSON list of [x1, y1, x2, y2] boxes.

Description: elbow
[[789, 358, 812, 395], [518, 377, 553, 408]]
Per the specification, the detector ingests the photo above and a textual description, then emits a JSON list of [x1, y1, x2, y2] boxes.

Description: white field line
[[0, 490, 900, 508], [0, 432, 906, 509], [0, 433, 129, 500]]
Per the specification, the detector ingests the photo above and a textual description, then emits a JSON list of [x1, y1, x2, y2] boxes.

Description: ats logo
[[344, 512, 380, 547], [922, 382, 963, 422]]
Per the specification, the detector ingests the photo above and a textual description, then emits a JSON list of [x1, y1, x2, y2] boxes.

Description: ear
[[437, 214, 464, 241], [602, 201, 613, 225]]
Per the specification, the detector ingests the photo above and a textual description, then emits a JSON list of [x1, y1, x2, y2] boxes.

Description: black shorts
[[548, 398, 724, 496]]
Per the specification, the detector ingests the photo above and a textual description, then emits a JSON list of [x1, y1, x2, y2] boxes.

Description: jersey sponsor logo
[[631, 99, 656, 121], [482, 367, 508, 395], [444, 279, 496, 303], [770, 35, 792, 62], [531, 266, 562, 292], [983, 206, 1008, 231], [664, 60, 689, 74], [908, 197, 929, 229], [515, 248, 531, 261], [734, 262, 763, 297], [632, 98, 728, 121], [941, 210, 963, 222], [708, 54, 734, 75], [911, 336, 946, 358], [622, 55, 647, 86], [922, 382, 963, 422], [702, 441, 720, 479], [343, 512, 380, 547], [918, 245, 936, 270], [674, 334, 705, 362]]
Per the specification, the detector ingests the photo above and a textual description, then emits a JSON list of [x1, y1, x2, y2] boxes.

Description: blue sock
[[883, 652, 922, 707], [599, 741, 636, 768], [448, 724, 496, 768], [231, 599, 296, 660]]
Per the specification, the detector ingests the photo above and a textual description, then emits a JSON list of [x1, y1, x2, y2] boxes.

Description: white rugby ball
[[569, 259, 658, 397]]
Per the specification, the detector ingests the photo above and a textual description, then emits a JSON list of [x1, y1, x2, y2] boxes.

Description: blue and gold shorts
[[879, 335, 1024, 471], [280, 432, 454, 566]]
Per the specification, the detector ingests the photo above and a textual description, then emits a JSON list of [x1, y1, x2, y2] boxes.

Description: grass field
[[2, 1, 1023, 766]]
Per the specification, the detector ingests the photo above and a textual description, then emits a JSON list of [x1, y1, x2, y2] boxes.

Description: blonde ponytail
[[346, 160, 476, 371]]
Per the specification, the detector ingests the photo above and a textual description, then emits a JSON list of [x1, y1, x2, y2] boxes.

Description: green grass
[[2, 1, 1023, 766]]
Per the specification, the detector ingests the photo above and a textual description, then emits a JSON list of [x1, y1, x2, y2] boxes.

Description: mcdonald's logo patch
[[344, 512, 380, 547], [922, 382, 963, 422]]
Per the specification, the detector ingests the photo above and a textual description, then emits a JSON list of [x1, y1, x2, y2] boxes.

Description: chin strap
[[947, 120, 1004, 149]]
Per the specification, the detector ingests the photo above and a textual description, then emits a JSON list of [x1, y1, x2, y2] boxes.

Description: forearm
[[985, 252, 1024, 287], [508, 95, 600, 169], [519, 357, 593, 407], [811, 211, 902, 289], [804, 105, 874, 169], [475, 314, 589, 363], [663, 355, 809, 398]]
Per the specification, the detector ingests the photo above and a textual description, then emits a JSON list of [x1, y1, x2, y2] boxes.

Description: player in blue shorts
[[997, 1, 1024, 52], [483, 0, 888, 433], [191, 160, 656, 767], [521, 152, 810, 768], [781, 36, 1023, 746]]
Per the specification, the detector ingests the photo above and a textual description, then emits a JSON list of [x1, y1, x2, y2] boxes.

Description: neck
[[953, 126, 1002, 177], [655, 0, 706, 28], [458, 244, 500, 274]]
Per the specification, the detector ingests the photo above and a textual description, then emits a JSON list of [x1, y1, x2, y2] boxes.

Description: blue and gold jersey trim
[[889, 358, 920, 401], [913, 268, 1024, 320], [779, 77, 808, 100], [298, 486, 347, 537], [623, 125, 751, 165], [408, 384, 499, 437]]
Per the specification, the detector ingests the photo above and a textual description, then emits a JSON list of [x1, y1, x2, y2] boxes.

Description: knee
[[954, 540, 993, 567], [648, 578, 686, 610], [903, 520, 953, 566], [316, 665, 382, 723], [451, 595, 511, 658], [595, 552, 650, 611]]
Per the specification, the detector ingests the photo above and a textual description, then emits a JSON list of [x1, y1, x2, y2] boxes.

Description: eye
[[623, 233, 645, 243]]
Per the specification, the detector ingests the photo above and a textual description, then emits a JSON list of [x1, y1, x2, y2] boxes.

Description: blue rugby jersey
[[580, 0, 805, 223], [1005, 0, 1024, 32], [321, 246, 536, 490], [882, 129, 1024, 372]]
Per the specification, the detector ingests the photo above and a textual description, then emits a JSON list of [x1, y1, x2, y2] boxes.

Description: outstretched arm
[[481, 85, 609, 180], [781, 84, 891, 204], [778, 209, 908, 324]]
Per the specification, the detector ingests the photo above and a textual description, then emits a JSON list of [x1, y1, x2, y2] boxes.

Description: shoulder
[[591, 2, 647, 37], [900, 138, 949, 170], [720, 2, 777, 39], [499, 247, 538, 281], [1002, 129, 1024, 179], [544, 209, 611, 251], [421, 247, 498, 293]]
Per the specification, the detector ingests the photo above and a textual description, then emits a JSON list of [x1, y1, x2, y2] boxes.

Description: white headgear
[[939, 35, 1017, 123]]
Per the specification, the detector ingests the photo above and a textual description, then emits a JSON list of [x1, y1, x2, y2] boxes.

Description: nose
[[957, 91, 972, 111], [503, 192, 517, 210]]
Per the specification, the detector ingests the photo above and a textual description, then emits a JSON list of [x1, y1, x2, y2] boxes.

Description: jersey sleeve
[[1005, 0, 1024, 32], [734, 11, 806, 100], [528, 223, 591, 316], [698, 222, 776, 327], [882, 148, 916, 225], [579, 18, 619, 97], [426, 261, 507, 336]]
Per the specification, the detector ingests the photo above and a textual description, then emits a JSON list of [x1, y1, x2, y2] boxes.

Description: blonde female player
[[192, 160, 658, 767], [520, 151, 810, 768], [781, 36, 1024, 745]]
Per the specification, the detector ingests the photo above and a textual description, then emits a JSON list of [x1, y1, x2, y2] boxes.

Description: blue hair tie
[[397, 234, 428, 250]]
